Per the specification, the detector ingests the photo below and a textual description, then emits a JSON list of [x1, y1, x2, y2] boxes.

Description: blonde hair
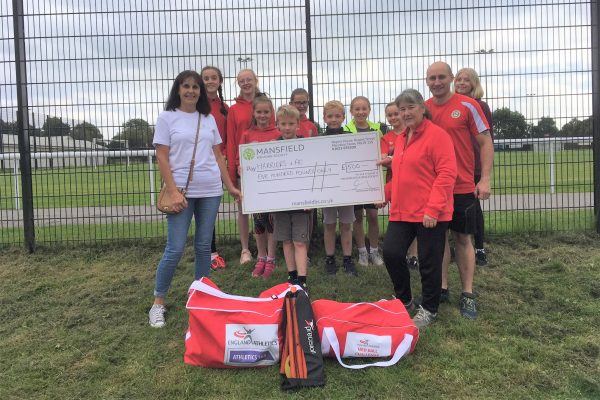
[[455, 68, 484, 100], [236, 68, 260, 97], [323, 100, 345, 115], [276, 104, 300, 121], [350, 96, 371, 110]]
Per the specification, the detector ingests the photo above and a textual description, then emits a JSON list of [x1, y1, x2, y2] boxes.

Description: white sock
[[358, 247, 368, 254], [370, 247, 378, 253]]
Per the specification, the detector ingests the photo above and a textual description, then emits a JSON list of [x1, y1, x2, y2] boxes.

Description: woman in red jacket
[[379, 89, 457, 328]]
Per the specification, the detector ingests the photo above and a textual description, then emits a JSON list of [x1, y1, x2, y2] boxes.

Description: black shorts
[[354, 203, 378, 211], [253, 213, 273, 234], [449, 193, 476, 234]]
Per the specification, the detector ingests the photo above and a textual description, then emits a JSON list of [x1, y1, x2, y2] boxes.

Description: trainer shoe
[[369, 249, 384, 266], [407, 256, 419, 270], [325, 256, 337, 275], [211, 254, 226, 270], [148, 304, 166, 328], [460, 292, 478, 320], [251, 257, 266, 277], [262, 259, 276, 279], [475, 249, 488, 266], [412, 305, 437, 328], [343, 258, 358, 276], [357, 251, 369, 267]]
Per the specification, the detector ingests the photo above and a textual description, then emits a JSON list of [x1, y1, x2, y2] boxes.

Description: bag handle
[[321, 327, 413, 369], [188, 280, 300, 304]]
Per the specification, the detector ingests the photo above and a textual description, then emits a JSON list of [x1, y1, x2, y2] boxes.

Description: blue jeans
[[154, 196, 221, 298]]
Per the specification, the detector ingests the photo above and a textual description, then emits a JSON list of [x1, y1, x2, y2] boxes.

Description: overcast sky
[[0, 0, 593, 139]]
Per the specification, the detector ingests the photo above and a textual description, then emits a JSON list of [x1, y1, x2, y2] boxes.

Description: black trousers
[[383, 220, 448, 314]]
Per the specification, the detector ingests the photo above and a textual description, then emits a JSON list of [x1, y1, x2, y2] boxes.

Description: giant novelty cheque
[[239, 132, 385, 214]]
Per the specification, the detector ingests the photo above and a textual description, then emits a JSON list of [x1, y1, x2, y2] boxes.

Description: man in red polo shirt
[[424, 61, 494, 320]]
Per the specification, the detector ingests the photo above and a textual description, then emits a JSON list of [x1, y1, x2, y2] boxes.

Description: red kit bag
[[312, 299, 419, 369], [184, 278, 295, 368]]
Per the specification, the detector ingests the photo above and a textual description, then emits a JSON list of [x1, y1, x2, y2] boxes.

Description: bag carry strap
[[182, 114, 203, 194], [188, 280, 300, 304], [159, 114, 202, 194], [321, 327, 413, 369]]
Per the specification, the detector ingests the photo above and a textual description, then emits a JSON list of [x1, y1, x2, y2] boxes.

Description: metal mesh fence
[[0, 0, 596, 246]]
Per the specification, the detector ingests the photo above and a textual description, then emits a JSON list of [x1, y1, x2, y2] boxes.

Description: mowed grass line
[[1, 209, 594, 247], [0, 209, 594, 246], [0, 149, 594, 210], [0, 233, 599, 399]]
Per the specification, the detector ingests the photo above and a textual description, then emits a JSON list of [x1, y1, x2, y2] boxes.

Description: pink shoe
[[262, 259, 276, 279], [252, 258, 266, 277]]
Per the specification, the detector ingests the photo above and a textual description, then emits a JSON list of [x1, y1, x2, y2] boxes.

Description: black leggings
[[383, 221, 448, 314], [474, 174, 485, 249]]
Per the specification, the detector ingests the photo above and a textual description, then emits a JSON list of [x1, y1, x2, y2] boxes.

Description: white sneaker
[[357, 251, 369, 266], [369, 249, 384, 266], [149, 304, 166, 328]]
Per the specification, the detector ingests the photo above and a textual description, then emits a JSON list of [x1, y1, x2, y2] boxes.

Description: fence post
[[593, 0, 600, 232], [13, 0, 35, 252], [304, 0, 315, 125]]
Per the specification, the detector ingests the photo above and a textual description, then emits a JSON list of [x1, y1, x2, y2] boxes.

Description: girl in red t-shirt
[[226, 69, 271, 265], [201, 66, 230, 271], [289, 88, 318, 137], [238, 96, 281, 279]]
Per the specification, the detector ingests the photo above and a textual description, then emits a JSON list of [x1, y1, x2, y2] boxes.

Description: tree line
[[0, 110, 593, 148], [0, 117, 154, 149], [491, 108, 592, 139]]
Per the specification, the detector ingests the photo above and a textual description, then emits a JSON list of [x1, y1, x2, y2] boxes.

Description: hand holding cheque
[[239, 132, 385, 214]]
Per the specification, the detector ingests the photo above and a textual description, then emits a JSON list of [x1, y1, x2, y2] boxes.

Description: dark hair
[[164, 70, 210, 115], [201, 65, 228, 117], [395, 89, 432, 120], [289, 88, 309, 102]]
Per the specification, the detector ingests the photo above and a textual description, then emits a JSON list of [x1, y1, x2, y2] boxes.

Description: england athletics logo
[[243, 148, 255, 161], [451, 110, 461, 118]]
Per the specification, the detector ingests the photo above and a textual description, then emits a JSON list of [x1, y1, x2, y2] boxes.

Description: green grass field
[[1, 233, 598, 399], [0, 149, 594, 210], [493, 149, 593, 195]]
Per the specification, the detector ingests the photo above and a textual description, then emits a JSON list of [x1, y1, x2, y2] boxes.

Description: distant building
[[493, 136, 592, 152], [0, 134, 107, 169]]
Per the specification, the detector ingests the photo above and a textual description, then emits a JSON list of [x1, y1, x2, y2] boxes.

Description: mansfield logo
[[243, 148, 255, 161]]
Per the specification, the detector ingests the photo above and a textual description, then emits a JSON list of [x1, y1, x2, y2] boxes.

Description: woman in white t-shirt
[[149, 70, 241, 328]]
